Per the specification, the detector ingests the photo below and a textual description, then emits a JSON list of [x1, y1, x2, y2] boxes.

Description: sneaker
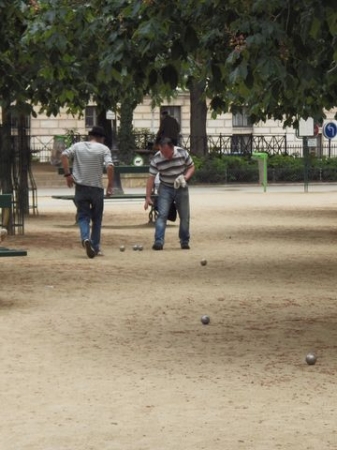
[[181, 243, 190, 250], [152, 243, 163, 250], [83, 239, 96, 258]]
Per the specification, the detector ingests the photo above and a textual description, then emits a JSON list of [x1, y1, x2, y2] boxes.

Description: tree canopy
[[1, 0, 337, 124], [209, 0, 337, 126], [1, 0, 336, 219]]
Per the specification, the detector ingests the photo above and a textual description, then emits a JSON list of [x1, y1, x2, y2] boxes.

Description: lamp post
[[106, 110, 123, 194]]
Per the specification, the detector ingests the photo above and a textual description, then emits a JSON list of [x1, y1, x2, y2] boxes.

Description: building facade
[[26, 92, 337, 161]]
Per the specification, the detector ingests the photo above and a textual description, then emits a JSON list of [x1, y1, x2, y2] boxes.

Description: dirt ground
[[2, 185, 337, 450]]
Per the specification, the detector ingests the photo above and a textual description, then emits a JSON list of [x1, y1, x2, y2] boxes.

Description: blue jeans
[[155, 183, 190, 246], [75, 184, 104, 252]]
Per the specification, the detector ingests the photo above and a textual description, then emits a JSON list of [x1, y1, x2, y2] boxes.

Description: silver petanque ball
[[201, 315, 210, 325], [133, 244, 139, 251], [305, 352, 317, 365], [200, 258, 207, 266], [119, 245, 125, 252], [138, 244, 143, 251]]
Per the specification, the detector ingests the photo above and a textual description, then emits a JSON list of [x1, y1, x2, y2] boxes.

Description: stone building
[[25, 92, 337, 161]]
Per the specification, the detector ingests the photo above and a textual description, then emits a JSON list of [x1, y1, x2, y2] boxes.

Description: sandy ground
[[2, 184, 337, 450]]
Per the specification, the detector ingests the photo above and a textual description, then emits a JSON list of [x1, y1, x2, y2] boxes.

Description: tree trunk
[[18, 114, 30, 215], [0, 102, 13, 194], [189, 79, 208, 157], [118, 100, 137, 165]]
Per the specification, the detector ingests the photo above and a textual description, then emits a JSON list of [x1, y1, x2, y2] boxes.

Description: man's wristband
[[64, 173, 72, 177]]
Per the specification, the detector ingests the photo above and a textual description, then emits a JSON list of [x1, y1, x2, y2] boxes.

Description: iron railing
[[28, 133, 337, 163]]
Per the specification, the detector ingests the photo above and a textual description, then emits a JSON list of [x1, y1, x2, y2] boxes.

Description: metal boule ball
[[133, 244, 139, 251], [120, 245, 125, 252], [201, 315, 210, 325], [305, 352, 317, 365], [200, 258, 207, 266], [138, 245, 143, 251]]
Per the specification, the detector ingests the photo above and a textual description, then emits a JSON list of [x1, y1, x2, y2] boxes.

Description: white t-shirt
[[62, 141, 113, 189]]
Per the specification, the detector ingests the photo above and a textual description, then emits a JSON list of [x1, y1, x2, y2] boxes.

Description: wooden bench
[[112, 165, 150, 190], [58, 165, 150, 174], [52, 193, 158, 223], [111, 165, 150, 175], [56, 166, 157, 222], [0, 246, 27, 257], [0, 194, 27, 257], [58, 165, 150, 191]]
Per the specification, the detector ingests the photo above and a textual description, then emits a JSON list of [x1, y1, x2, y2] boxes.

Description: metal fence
[[30, 135, 82, 163], [181, 134, 337, 158], [29, 133, 337, 163]]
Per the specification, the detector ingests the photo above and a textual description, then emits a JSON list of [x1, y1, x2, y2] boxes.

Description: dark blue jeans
[[75, 184, 104, 252], [155, 183, 190, 246]]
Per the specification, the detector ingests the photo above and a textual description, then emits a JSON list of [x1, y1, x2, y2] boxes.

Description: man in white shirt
[[61, 126, 114, 258]]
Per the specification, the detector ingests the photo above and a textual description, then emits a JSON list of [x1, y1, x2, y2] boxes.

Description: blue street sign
[[323, 121, 337, 139]]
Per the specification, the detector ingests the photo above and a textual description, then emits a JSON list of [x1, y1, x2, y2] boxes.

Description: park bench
[[52, 193, 158, 223], [0, 194, 27, 257], [57, 164, 150, 178], [0, 246, 27, 257], [55, 165, 158, 222], [57, 165, 150, 193]]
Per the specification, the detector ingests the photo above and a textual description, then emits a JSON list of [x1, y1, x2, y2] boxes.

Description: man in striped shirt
[[61, 126, 114, 258], [144, 137, 195, 250]]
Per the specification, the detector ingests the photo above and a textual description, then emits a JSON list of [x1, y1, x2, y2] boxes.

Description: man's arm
[[106, 164, 114, 196], [61, 153, 74, 188], [144, 175, 156, 210], [184, 164, 195, 182]]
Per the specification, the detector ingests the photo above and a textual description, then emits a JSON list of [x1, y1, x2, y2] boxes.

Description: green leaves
[[161, 64, 179, 89], [0, 0, 335, 128], [183, 25, 199, 52]]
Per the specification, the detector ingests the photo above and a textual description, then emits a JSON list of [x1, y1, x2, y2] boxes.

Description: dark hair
[[158, 137, 174, 147], [88, 125, 106, 138]]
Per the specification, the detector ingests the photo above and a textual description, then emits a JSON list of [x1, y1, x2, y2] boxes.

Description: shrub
[[193, 154, 337, 184]]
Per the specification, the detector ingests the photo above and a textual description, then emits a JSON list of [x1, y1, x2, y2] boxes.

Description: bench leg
[[1, 228, 8, 242], [1, 207, 10, 228]]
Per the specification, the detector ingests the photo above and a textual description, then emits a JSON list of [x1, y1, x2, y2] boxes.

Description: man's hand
[[144, 196, 153, 210], [65, 175, 74, 188], [106, 185, 113, 196]]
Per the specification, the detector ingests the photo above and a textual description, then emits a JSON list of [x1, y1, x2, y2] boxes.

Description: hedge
[[192, 154, 337, 184]]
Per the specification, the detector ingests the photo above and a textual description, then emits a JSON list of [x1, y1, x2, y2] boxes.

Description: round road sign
[[323, 121, 337, 139]]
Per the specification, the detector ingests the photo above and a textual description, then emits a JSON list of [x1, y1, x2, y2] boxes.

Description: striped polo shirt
[[149, 146, 194, 186], [62, 141, 113, 189]]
